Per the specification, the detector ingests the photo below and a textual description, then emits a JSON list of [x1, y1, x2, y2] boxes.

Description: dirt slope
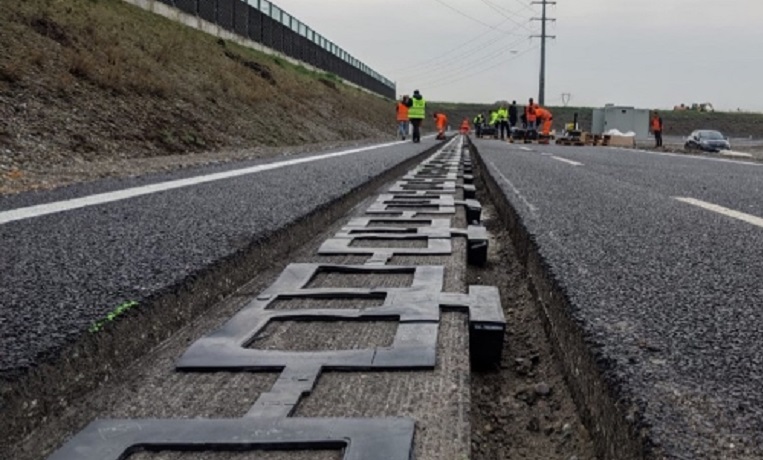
[[0, 0, 408, 194]]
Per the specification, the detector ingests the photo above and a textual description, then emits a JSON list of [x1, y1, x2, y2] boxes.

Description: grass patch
[[89, 300, 139, 333]]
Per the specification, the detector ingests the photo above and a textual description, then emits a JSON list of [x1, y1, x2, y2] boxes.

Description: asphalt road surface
[[0, 139, 435, 378], [477, 140, 763, 459]]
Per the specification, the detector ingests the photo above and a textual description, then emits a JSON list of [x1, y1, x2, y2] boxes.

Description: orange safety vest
[[651, 116, 662, 132], [436, 113, 448, 129], [526, 105, 537, 122], [397, 102, 409, 121], [535, 107, 552, 121]]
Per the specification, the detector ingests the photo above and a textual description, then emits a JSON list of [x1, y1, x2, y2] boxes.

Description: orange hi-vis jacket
[[535, 106, 552, 121], [436, 113, 448, 130], [526, 105, 537, 122], [460, 118, 470, 133], [651, 116, 662, 132], [397, 102, 409, 121]]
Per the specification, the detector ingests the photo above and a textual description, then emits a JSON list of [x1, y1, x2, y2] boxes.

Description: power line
[[389, 16, 516, 73], [530, 0, 556, 105], [416, 36, 534, 87], [414, 35, 533, 86], [425, 45, 539, 90], [397, 27, 531, 80], [431, 0, 517, 33], [478, 0, 533, 31], [393, 0, 537, 76], [509, 0, 538, 16]]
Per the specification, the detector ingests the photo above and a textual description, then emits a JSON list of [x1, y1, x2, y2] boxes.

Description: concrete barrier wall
[[123, 0, 396, 99]]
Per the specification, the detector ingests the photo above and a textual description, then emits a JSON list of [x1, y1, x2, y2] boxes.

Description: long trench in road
[[10, 136, 597, 460]]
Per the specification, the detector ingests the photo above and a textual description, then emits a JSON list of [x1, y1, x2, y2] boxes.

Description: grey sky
[[274, 0, 762, 111]]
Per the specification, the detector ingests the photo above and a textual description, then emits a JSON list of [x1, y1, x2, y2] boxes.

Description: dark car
[[684, 130, 731, 152]]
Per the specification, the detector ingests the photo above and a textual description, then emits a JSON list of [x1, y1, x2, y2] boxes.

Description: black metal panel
[[271, 21, 285, 53], [305, 42, 319, 67], [260, 14, 274, 48], [233, 0, 248, 36], [149, 0, 393, 95], [49, 418, 417, 460], [198, 0, 216, 23], [175, 0, 197, 15], [217, 0, 234, 31], [282, 29, 294, 59], [292, 35, 304, 62], [247, 5, 263, 43], [173, 0, 393, 96]]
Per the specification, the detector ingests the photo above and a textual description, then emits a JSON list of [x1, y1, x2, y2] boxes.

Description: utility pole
[[531, 1, 556, 105]]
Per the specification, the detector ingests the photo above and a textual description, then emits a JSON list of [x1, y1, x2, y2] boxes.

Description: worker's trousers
[[410, 118, 423, 143], [397, 120, 409, 139], [499, 121, 509, 139], [654, 130, 663, 147]]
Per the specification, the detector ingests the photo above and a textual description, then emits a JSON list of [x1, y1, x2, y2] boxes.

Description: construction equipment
[[692, 102, 715, 112], [674, 102, 715, 112]]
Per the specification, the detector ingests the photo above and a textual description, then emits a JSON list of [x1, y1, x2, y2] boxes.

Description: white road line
[[0, 139, 418, 225], [550, 156, 583, 166], [519, 147, 532, 151], [614, 147, 761, 167], [487, 160, 538, 214], [675, 197, 763, 228]]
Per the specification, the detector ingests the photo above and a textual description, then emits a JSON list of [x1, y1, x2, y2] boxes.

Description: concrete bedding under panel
[[294, 312, 470, 460], [348, 238, 429, 248], [305, 271, 415, 289], [129, 450, 343, 460], [248, 320, 398, 351], [266, 296, 386, 310]]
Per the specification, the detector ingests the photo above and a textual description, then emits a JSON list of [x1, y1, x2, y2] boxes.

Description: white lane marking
[[614, 147, 761, 167], [487, 159, 538, 214], [721, 150, 753, 158], [519, 147, 532, 151], [0, 139, 425, 225], [550, 156, 583, 166], [675, 197, 763, 228]]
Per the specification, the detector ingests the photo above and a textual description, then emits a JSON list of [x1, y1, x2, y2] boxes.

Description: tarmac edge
[[468, 137, 655, 460], [0, 140, 445, 451]]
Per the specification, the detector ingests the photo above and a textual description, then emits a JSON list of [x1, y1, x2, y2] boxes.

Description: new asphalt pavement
[[0, 138, 436, 378], [476, 139, 763, 459]]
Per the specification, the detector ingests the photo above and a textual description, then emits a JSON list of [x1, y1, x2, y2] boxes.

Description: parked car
[[684, 130, 731, 152]]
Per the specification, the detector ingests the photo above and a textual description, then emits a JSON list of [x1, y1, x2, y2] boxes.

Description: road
[[476, 139, 763, 459], [0, 138, 435, 378]]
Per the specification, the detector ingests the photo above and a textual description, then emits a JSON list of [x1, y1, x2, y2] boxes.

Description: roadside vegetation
[[0, 0, 398, 193]]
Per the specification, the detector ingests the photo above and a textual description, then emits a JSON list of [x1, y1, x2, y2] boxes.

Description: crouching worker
[[460, 118, 470, 134], [434, 112, 448, 140], [535, 105, 553, 137]]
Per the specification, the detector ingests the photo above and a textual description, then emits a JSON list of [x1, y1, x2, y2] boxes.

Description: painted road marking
[[487, 160, 538, 214], [519, 147, 532, 151], [550, 156, 583, 166], [0, 139, 423, 225], [675, 197, 763, 228], [615, 147, 761, 167]]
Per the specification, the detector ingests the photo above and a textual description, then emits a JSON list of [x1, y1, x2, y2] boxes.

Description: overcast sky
[[274, 0, 762, 111]]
